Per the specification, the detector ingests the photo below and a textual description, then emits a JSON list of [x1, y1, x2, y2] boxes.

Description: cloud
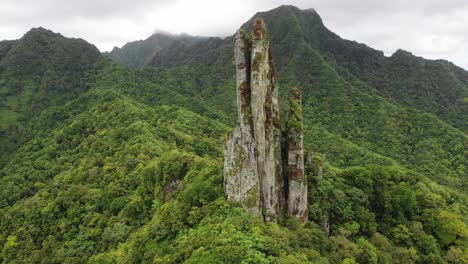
[[0, 0, 174, 50], [0, 0, 467, 68], [312, 0, 468, 68], [0, 0, 172, 22]]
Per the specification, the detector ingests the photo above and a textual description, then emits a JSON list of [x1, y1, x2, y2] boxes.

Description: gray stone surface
[[250, 19, 283, 222], [224, 128, 261, 217], [224, 19, 308, 223], [287, 88, 308, 222]]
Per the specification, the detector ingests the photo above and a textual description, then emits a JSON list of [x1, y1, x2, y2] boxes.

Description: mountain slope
[[244, 6, 468, 132], [141, 6, 467, 132], [1, 56, 466, 264], [0, 28, 100, 158], [107, 33, 207, 70], [1, 5, 467, 263], [0, 27, 99, 80], [126, 6, 467, 191]]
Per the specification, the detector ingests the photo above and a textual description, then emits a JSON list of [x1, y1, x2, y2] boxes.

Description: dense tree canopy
[[0, 5, 467, 264]]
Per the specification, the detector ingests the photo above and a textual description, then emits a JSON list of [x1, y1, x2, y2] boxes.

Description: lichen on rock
[[249, 18, 283, 222], [224, 19, 308, 223], [286, 88, 308, 222], [224, 128, 261, 217]]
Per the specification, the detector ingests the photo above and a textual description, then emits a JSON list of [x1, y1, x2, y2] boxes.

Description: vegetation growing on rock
[[0, 5, 466, 264]]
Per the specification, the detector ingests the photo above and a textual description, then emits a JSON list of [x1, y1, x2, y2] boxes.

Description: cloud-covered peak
[[0, 0, 467, 69]]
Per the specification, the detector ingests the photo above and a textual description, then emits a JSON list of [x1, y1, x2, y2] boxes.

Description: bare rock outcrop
[[250, 19, 283, 222], [224, 19, 308, 223], [223, 29, 262, 217], [286, 88, 308, 222], [224, 128, 261, 217]]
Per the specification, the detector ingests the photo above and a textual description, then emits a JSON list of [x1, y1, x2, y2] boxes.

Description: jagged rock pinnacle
[[224, 19, 308, 223], [250, 18, 283, 222], [223, 29, 261, 217], [287, 88, 308, 222]]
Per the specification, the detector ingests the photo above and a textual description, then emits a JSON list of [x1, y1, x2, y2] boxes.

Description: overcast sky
[[1, 0, 467, 69]]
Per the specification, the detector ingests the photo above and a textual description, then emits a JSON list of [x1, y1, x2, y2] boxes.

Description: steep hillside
[[245, 6, 468, 132], [0, 40, 16, 61], [1, 5, 467, 264], [1, 56, 466, 264], [130, 6, 467, 192], [0, 28, 100, 158], [0, 28, 99, 80], [140, 6, 468, 132], [107, 33, 207, 70]]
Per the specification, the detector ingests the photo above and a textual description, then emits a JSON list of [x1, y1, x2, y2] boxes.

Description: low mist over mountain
[[107, 33, 208, 70], [0, 5, 466, 264]]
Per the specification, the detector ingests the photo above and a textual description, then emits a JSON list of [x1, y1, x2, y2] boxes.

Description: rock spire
[[224, 19, 308, 222], [286, 88, 308, 221]]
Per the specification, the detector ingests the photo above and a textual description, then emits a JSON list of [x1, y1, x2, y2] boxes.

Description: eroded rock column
[[224, 128, 261, 217], [224, 30, 261, 217], [251, 19, 283, 222], [287, 88, 308, 222], [224, 19, 308, 223]]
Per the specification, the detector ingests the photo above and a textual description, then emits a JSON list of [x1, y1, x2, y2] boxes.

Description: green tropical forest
[[0, 5, 467, 264]]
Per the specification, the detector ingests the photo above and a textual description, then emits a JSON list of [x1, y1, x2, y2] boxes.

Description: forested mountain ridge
[[0, 27, 100, 158], [0, 5, 467, 264], [121, 6, 467, 132], [107, 33, 208, 70], [124, 6, 467, 191]]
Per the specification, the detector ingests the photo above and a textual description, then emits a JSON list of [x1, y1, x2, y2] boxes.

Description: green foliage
[[287, 88, 303, 134], [0, 28, 100, 159], [435, 211, 468, 247], [1, 6, 467, 263], [107, 33, 206, 70], [0, 86, 229, 262]]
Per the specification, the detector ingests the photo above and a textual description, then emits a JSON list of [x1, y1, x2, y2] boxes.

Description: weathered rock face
[[224, 19, 307, 223], [224, 128, 261, 217], [250, 19, 283, 222], [223, 29, 262, 217], [286, 88, 308, 222]]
